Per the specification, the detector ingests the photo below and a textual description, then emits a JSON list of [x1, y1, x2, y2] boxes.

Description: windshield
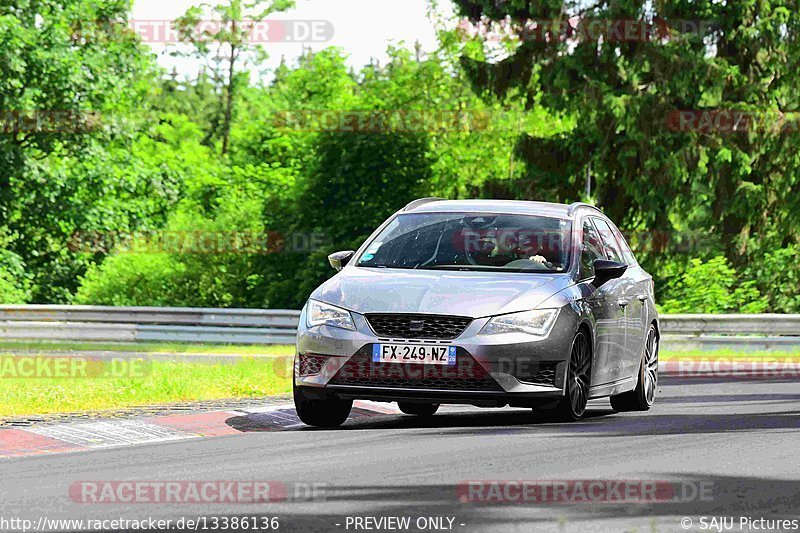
[[357, 213, 572, 273]]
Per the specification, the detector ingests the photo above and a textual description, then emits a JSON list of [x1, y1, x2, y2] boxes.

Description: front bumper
[[295, 306, 578, 403], [296, 384, 561, 408]]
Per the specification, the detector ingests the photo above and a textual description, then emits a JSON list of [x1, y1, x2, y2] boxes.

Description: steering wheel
[[504, 258, 552, 271]]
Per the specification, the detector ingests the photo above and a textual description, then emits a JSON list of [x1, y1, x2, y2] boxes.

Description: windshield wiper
[[358, 264, 415, 270], [423, 264, 557, 273], [425, 265, 476, 271]]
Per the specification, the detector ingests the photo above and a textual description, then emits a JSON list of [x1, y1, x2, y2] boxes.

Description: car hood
[[311, 267, 573, 318]]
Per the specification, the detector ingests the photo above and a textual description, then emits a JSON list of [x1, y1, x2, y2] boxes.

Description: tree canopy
[[1, 0, 798, 313]]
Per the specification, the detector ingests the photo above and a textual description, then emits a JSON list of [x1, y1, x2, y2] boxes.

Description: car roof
[[403, 199, 603, 219]]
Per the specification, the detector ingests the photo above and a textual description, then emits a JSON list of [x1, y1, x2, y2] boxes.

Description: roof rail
[[567, 201, 603, 216], [402, 197, 446, 212]]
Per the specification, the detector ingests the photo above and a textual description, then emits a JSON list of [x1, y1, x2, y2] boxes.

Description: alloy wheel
[[643, 326, 659, 405], [567, 331, 591, 417]]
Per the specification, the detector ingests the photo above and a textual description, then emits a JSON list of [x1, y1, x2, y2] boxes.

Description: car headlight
[[306, 300, 356, 331], [479, 309, 560, 338]]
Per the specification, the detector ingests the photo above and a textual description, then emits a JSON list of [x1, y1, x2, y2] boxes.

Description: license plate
[[372, 344, 457, 366]]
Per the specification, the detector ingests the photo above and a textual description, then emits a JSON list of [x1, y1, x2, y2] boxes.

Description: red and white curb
[[0, 401, 399, 460]]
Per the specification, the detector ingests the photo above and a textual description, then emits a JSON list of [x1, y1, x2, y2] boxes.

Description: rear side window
[[592, 218, 625, 264], [610, 224, 637, 265], [579, 219, 606, 280]]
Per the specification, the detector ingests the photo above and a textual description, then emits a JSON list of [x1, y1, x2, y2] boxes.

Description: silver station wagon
[[293, 199, 659, 427]]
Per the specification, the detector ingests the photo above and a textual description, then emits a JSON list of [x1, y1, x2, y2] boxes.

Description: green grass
[[660, 349, 800, 361], [0, 340, 295, 356], [0, 358, 293, 419], [1, 346, 797, 419]]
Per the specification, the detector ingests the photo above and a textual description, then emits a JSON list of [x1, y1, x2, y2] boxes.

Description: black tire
[[397, 402, 440, 416], [540, 330, 592, 421], [611, 324, 659, 412], [293, 383, 353, 428]]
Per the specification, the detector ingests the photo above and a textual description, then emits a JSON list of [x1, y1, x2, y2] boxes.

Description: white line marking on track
[[28, 420, 198, 448]]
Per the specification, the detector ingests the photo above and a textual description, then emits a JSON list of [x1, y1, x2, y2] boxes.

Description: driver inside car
[[472, 232, 553, 270]]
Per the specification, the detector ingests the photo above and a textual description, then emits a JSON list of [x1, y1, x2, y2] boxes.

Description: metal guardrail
[[0, 306, 798, 349], [660, 314, 800, 336], [660, 314, 800, 350], [0, 305, 300, 345]]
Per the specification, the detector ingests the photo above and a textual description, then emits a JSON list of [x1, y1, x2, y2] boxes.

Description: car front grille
[[327, 347, 503, 392], [365, 314, 472, 340]]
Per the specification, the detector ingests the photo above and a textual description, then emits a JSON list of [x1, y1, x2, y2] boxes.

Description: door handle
[[637, 294, 648, 302], [617, 299, 629, 308]]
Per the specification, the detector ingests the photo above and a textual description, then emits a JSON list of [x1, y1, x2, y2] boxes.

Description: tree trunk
[[221, 21, 238, 156]]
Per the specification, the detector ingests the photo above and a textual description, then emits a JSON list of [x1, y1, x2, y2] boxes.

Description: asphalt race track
[[1, 374, 798, 533]]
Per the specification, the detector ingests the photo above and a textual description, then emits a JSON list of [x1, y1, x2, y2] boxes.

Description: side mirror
[[328, 250, 355, 272], [592, 259, 627, 288]]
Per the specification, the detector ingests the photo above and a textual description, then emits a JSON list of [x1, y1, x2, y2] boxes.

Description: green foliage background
[[1, 0, 798, 313]]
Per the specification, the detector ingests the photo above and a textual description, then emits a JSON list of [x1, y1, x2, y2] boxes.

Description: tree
[[0, 0, 167, 302], [173, 0, 295, 155], [0, 0, 154, 206], [450, 0, 800, 266]]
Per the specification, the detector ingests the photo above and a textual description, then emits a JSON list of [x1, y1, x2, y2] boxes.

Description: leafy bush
[[659, 256, 768, 314], [0, 248, 32, 304], [75, 184, 265, 308], [74, 253, 192, 307], [747, 245, 800, 313]]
